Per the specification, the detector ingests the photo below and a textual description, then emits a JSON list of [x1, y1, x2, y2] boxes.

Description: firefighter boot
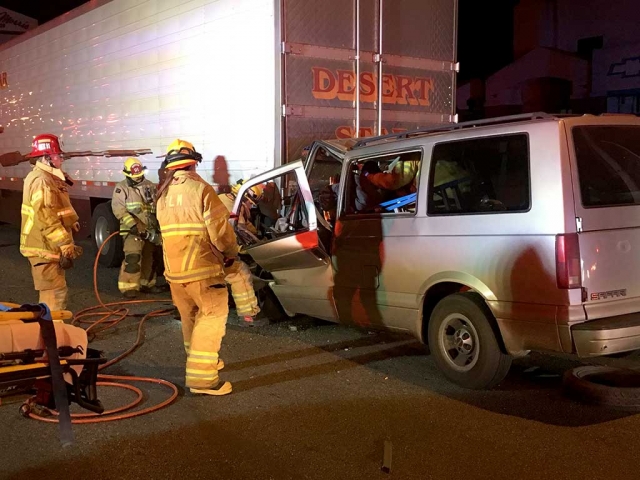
[[190, 381, 232, 396]]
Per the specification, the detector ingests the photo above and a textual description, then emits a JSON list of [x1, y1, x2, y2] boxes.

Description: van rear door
[[566, 118, 640, 320]]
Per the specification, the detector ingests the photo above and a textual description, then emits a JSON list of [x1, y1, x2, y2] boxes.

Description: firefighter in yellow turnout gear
[[219, 180, 261, 323], [156, 139, 238, 396], [112, 158, 164, 299], [20, 134, 82, 311]]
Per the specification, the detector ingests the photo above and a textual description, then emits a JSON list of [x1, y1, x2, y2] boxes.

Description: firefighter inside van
[[19, 134, 83, 311], [220, 179, 260, 238], [222, 178, 283, 243], [112, 157, 166, 298]]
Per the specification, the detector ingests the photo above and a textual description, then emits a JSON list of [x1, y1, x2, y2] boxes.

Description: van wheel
[[256, 282, 287, 323], [91, 202, 123, 268], [428, 292, 512, 389]]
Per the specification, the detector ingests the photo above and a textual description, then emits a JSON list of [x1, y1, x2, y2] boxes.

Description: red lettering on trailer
[[334, 126, 407, 139], [312, 67, 435, 107], [360, 72, 376, 102], [336, 70, 356, 101], [311, 67, 337, 100], [395, 75, 417, 106], [415, 78, 435, 106]]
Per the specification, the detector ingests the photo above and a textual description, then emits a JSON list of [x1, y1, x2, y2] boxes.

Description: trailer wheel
[[91, 202, 123, 267]]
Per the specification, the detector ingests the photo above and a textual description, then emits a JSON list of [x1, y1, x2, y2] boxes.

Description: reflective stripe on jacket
[[111, 179, 157, 234], [20, 162, 79, 264], [157, 170, 239, 284]]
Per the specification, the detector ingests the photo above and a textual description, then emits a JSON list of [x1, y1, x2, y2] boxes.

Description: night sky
[[0, 0, 516, 82]]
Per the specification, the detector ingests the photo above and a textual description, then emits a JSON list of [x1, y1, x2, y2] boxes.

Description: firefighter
[[364, 155, 420, 192], [20, 134, 82, 311], [257, 181, 281, 228], [112, 158, 164, 298], [156, 139, 239, 396], [219, 180, 261, 325], [160, 162, 260, 325], [355, 160, 385, 212]]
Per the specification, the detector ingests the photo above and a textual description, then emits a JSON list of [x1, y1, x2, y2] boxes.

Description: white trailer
[[0, 0, 458, 264]]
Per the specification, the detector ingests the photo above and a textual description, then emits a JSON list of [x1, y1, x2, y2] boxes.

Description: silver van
[[232, 113, 640, 389]]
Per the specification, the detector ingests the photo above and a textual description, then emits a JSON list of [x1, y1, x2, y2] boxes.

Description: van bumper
[[572, 313, 640, 357]]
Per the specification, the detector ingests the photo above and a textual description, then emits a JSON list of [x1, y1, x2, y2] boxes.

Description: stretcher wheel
[[19, 403, 31, 418]]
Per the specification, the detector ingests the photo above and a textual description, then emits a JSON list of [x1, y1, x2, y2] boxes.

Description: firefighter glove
[[130, 221, 146, 236], [141, 229, 162, 246], [60, 243, 83, 260], [59, 256, 74, 270]]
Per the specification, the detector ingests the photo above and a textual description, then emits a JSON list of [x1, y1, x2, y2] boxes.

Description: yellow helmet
[[164, 139, 202, 170], [250, 183, 264, 198], [123, 157, 145, 178], [231, 179, 263, 198], [230, 179, 245, 196]]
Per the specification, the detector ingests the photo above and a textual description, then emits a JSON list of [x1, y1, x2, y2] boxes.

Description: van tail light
[[556, 233, 582, 289]]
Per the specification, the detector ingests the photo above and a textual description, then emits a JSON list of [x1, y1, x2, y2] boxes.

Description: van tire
[[428, 292, 512, 389], [563, 366, 640, 410], [91, 202, 123, 268], [256, 285, 287, 322], [247, 262, 288, 322]]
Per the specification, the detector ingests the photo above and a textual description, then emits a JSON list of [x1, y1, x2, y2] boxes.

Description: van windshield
[[573, 125, 640, 207]]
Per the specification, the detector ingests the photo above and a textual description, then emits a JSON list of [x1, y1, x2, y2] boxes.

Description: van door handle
[[310, 247, 328, 264]]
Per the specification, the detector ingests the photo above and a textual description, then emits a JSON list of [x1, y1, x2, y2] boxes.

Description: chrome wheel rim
[[95, 216, 112, 256], [438, 313, 480, 372]]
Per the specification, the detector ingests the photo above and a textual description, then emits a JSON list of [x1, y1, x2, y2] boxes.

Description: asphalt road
[[0, 223, 639, 480]]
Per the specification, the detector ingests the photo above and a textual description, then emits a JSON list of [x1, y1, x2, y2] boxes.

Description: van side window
[[307, 147, 342, 224], [344, 151, 422, 215], [427, 134, 530, 215], [234, 171, 309, 247]]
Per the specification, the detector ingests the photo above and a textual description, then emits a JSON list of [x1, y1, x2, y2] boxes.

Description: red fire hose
[[27, 231, 179, 424]]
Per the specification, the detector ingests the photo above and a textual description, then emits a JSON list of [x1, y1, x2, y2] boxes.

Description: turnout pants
[[224, 260, 260, 317], [118, 235, 156, 293], [170, 280, 229, 389], [31, 262, 68, 311]]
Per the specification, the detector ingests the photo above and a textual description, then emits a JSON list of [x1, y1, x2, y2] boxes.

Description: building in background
[[458, 0, 640, 118], [0, 7, 37, 45]]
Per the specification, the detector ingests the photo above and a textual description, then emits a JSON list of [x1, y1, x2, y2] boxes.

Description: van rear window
[[573, 126, 640, 208]]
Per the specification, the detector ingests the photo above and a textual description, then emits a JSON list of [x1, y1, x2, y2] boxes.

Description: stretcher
[[0, 302, 106, 444], [380, 193, 417, 212]]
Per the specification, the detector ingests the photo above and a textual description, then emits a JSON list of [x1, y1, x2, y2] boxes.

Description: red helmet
[[26, 133, 65, 158]]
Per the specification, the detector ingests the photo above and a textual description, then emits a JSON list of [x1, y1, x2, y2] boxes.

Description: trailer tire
[[91, 202, 123, 268]]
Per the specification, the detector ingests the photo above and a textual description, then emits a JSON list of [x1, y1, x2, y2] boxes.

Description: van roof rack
[[352, 112, 559, 149]]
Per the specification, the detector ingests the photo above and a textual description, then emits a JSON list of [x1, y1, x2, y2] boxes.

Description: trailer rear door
[[280, 0, 458, 162]]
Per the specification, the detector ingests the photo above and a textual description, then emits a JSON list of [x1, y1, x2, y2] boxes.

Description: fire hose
[[26, 231, 179, 424]]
